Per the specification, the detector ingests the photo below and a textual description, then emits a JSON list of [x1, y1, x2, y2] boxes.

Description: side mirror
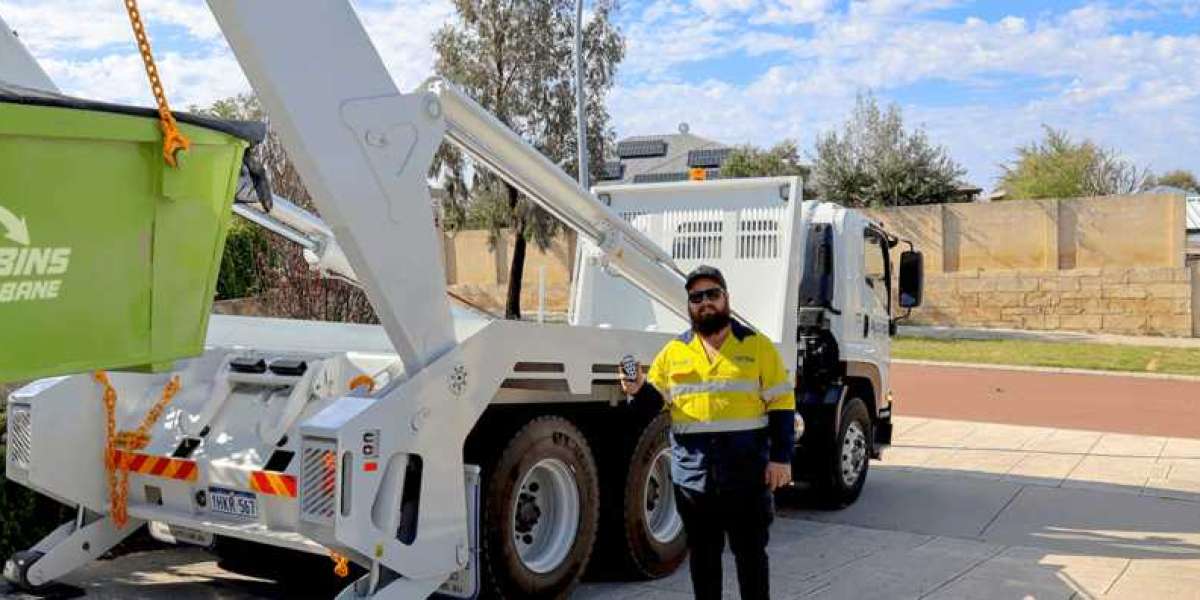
[[898, 250, 923, 309]]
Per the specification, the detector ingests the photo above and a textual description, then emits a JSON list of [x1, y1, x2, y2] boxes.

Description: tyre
[[480, 416, 600, 599], [598, 413, 687, 579], [810, 397, 871, 509]]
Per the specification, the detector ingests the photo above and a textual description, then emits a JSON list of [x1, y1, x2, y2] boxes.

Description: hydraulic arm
[[208, 3, 690, 381]]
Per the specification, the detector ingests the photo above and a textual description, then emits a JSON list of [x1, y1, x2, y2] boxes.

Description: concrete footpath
[[7, 416, 1200, 599], [581, 416, 1200, 599]]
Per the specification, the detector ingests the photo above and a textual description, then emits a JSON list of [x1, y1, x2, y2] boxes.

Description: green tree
[[434, 0, 625, 319], [1144, 169, 1200, 194], [722, 141, 817, 198], [1000, 126, 1149, 200], [812, 93, 966, 207]]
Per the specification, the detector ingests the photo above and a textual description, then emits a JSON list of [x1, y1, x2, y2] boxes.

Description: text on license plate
[[208, 487, 258, 519]]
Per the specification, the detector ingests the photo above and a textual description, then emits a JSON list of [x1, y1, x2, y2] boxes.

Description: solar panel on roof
[[632, 172, 689, 184], [600, 161, 625, 181], [687, 148, 731, 168], [617, 139, 668, 158]]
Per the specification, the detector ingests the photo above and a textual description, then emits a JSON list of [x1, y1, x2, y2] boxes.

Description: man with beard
[[619, 265, 795, 600]]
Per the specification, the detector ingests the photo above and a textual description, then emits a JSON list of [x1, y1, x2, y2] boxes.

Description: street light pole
[[574, 0, 588, 189]]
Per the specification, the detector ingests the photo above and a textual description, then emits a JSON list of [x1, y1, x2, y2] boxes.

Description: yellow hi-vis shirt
[[647, 320, 795, 434]]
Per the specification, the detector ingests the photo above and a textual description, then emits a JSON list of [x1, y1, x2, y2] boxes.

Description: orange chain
[[122, 0, 190, 166], [347, 374, 376, 393], [95, 371, 182, 528], [330, 551, 351, 578]]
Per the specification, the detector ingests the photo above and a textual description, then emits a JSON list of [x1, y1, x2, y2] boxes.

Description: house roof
[[603, 127, 728, 184]]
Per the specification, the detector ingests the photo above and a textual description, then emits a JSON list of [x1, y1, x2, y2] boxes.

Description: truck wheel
[[480, 416, 599, 599], [811, 397, 871, 509], [603, 413, 687, 579]]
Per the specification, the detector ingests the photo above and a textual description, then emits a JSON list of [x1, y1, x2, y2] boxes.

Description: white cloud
[[694, 0, 758, 16], [38, 50, 249, 109], [355, 0, 455, 92], [848, 0, 962, 18], [3, 0, 222, 54], [4, 0, 1198, 187], [623, 12, 741, 77], [753, 0, 835, 24], [3, 0, 451, 109], [612, 0, 1200, 186]]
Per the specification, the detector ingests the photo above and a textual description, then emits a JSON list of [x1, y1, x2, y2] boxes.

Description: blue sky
[[4, 0, 1198, 189]]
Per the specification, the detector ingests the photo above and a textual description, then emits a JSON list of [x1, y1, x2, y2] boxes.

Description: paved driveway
[[7, 413, 1200, 599]]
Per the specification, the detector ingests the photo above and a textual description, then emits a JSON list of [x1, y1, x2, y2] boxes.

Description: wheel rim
[[512, 458, 580, 574], [840, 421, 868, 488], [643, 448, 682, 544]]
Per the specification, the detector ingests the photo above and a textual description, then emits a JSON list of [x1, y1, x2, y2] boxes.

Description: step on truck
[[2, 2, 924, 598]]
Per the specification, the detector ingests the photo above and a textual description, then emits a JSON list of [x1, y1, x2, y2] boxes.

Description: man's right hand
[[618, 365, 645, 396]]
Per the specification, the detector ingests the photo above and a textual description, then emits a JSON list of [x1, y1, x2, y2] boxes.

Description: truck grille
[[299, 438, 338, 524], [7, 404, 32, 471]]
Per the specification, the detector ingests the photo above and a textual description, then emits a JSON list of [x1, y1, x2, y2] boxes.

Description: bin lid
[[0, 80, 265, 144]]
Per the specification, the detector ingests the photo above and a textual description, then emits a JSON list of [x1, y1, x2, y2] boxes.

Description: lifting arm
[[426, 80, 692, 319], [230, 79, 695, 325], [209, 1, 692, 374], [233, 194, 359, 285]]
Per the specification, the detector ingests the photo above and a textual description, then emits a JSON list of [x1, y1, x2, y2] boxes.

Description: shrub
[[216, 219, 270, 301], [0, 444, 73, 560]]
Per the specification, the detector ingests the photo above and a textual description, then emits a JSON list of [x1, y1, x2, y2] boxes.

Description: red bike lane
[[891, 361, 1200, 439]]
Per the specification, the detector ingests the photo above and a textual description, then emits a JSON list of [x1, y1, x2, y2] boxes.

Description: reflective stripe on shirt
[[760, 381, 793, 402], [671, 416, 769, 434], [668, 379, 759, 399]]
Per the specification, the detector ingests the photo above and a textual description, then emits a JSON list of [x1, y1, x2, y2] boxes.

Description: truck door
[[862, 227, 892, 363]]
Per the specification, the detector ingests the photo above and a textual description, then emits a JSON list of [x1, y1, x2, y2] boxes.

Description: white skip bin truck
[[3, 2, 924, 598]]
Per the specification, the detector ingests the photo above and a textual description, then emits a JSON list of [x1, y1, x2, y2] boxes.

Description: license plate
[[208, 487, 258, 519]]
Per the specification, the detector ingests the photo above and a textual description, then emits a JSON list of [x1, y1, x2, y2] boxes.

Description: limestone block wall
[[869, 193, 1194, 336], [433, 194, 1195, 334], [917, 267, 1193, 336], [442, 229, 577, 315]]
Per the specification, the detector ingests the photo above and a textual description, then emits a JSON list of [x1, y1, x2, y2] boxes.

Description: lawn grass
[[893, 337, 1200, 377]]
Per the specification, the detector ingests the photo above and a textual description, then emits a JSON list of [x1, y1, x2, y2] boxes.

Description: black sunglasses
[[687, 287, 725, 304]]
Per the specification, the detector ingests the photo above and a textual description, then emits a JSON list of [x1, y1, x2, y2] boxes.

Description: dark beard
[[691, 308, 731, 335]]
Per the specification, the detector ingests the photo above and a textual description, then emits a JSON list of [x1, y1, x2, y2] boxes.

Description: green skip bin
[[0, 83, 265, 382]]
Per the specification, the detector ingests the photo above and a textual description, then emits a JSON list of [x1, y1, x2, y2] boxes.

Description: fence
[[426, 194, 1195, 336], [441, 229, 577, 316], [867, 193, 1194, 337]]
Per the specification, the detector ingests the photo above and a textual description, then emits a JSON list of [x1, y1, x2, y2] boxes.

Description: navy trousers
[[673, 483, 774, 600]]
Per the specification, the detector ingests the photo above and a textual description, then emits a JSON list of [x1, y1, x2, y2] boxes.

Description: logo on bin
[[0, 205, 72, 304]]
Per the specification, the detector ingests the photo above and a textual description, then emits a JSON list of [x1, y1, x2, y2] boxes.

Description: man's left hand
[[765, 461, 791, 491]]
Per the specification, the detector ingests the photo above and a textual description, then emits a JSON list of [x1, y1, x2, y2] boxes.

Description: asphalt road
[[893, 362, 1200, 439]]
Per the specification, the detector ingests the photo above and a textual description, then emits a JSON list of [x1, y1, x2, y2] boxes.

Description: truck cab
[[573, 176, 923, 506]]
